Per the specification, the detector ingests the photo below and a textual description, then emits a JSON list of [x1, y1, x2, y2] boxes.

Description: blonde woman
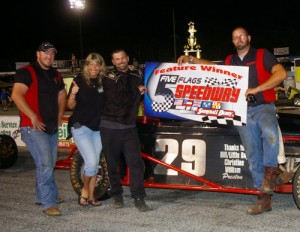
[[68, 53, 106, 206]]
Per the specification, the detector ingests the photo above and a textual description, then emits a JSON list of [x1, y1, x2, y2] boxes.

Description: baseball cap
[[38, 42, 57, 54]]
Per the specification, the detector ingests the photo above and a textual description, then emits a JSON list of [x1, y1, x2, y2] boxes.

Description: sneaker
[[43, 206, 62, 216], [112, 195, 124, 209], [134, 197, 151, 212], [36, 196, 65, 206]]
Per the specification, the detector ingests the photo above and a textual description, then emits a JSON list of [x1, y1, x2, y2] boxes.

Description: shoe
[[35, 196, 65, 206], [247, 194, 272, 215], [78, 195, 88, 206], [88, 200, 102, 207], [112, 195, 124, 209], [134, 197, 151, 212], [43, 206, 62, 216]]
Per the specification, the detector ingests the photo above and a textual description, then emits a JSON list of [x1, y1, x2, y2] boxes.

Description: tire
[[292, 166, 300, 209], [0, 134, 18, 169], [69, 149, 110, 200], [293, 94, 300, 107]]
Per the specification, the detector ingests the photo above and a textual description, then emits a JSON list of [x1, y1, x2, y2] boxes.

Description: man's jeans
[[237, 103, 279, 189], [71, 126, 101, 176], [20, 127, 58, 210]]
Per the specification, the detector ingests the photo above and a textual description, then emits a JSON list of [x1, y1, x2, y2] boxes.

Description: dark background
[[1, 0, 300, 71]]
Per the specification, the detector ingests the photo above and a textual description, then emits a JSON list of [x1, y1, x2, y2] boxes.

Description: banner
[[144, 62, 249, 126], [0, 116, 25, 146], [0, 115, 75, 148]]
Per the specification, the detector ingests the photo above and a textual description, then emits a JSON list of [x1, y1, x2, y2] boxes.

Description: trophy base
[[184, 49, 201, 53], [184, 50, 202, 59]]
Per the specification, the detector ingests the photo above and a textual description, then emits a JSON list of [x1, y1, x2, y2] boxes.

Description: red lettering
[[202, 86, 212, 100], [210, 87, 224, 101], [230, 88, 241, 102], [195, 86, 205, 99], [182, 85, 191, 98], [154, 66, 197, 76], [189, 86, 199, 99], [222, 88, 231, 102], [174, 84, 241, 103]]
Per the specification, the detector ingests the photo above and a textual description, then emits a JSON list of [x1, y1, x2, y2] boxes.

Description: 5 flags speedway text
[[144, 62, 249, 126]]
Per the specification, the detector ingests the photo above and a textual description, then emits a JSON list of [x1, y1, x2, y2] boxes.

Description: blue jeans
[[20, 127, 59, 210], [71, 126, 101, 176], [237, 103, 279, 189]]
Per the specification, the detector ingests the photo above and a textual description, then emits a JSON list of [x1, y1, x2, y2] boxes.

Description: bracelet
[[189, 56, 194, 63]]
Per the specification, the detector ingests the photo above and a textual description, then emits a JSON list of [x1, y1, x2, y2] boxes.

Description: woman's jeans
[[20, 127, 59, 210], [71, 126, 102, 176], [237, 103, 279, 190]]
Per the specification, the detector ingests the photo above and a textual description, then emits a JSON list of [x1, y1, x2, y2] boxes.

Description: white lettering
[[222, 173, 243, 179]]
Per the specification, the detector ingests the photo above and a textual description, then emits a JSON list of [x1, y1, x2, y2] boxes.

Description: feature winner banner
[[144, 62, 249, 126]]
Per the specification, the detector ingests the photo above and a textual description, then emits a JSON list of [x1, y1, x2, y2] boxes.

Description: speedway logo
[[144, 62, 249, 126]]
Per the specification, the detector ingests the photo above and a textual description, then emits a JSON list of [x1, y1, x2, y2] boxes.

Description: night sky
[[1, 0, 300, 71]]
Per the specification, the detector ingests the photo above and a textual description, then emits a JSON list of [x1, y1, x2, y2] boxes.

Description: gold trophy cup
[[184, 21, 201, 59]]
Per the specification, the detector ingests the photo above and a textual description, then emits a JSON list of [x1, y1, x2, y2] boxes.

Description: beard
[[235, 41, 250, 51]]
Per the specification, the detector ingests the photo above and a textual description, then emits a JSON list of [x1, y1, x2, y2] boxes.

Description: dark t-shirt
[[14, 61, 65, 134], [223, 47, 278, 106], [68, 74, 105, 131]]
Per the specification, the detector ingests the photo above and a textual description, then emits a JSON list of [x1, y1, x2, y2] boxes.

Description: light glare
[[69, 0, 86, 10]]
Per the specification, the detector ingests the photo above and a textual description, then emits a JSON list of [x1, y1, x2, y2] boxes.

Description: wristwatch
[[189, 56, 194, 63]]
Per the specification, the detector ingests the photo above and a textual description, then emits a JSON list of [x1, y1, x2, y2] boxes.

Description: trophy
[[184, 21, 201, 59]]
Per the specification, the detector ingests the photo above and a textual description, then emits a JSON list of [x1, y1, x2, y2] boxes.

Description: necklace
[[91, 78, 98, 88]]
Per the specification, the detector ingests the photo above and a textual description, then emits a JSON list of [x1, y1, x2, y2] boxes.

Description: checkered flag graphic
[[151, 94, 174, 112], [204, 77, 239, 89], [199, 115, 246, 126], [221, 78, 238, 88], [204, 77, 220, 86]]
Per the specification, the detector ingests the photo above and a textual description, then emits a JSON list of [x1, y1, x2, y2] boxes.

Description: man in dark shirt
[[100, 49, 150, 212], [12, 42, 67, 216]]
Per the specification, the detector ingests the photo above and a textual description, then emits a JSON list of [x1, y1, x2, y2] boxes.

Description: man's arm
[[245, 63, 287, 96], [11, 82, 45, 131], [58, 88, 67, 126], [177, 55, 215, 65]]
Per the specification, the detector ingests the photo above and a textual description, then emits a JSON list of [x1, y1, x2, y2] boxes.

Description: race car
[[65, 112, 300, 209], [1, 108, 299, 208]]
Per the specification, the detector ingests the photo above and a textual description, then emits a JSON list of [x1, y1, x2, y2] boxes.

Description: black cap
[[38, 42, 57, 54]]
